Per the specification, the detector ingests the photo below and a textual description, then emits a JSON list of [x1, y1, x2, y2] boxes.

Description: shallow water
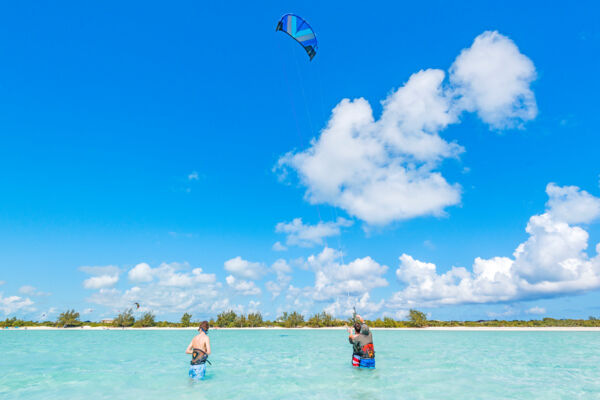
[[1, 329, 599, 399]]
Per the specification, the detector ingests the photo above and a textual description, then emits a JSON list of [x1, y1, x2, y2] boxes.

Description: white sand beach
[[9, 326, 600, 331]]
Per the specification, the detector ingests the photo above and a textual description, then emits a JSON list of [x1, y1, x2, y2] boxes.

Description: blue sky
[[1, 1, 600, 322]]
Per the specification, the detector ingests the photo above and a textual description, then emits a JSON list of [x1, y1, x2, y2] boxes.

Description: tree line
[[3, 309, 600, 328]]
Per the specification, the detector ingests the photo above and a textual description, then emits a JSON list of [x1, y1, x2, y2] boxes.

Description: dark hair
[[353, 322, 362, 334], [199, 321, 209, 332]]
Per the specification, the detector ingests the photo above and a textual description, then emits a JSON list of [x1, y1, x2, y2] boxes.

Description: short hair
[[199, 321, 209, 332]]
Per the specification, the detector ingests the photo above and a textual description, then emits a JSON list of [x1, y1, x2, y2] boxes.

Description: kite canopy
[[276, 14, 318, 60]]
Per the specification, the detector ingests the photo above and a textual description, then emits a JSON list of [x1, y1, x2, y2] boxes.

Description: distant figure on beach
[[186, 321, 211, 380], [346, 314, 375, 369]]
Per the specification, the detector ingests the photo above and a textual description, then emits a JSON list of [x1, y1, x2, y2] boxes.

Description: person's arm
[[185, 339, 194, 354], [345, 325, 356, 340], [205, 336, 211, 356]]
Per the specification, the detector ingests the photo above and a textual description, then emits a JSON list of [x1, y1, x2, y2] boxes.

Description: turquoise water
[[1, 329, 599, 399]]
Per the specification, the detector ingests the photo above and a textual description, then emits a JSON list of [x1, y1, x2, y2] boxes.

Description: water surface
[[1, 329, 599, 399]]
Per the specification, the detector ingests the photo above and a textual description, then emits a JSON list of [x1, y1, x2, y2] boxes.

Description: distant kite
[[276, 14, 318, 60], [134, 302, 140, 309]]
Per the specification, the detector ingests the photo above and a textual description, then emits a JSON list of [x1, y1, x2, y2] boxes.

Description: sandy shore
[[5, 326, 600, 331]]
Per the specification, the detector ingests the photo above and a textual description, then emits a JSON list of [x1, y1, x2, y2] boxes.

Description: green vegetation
[[133, 312, 156, 327], [3, 309, 600, 329], [307, 312, 335, 327], [279, 311, 305, 327], [215, 310, 238, 327], [247, 312, 263, 327], [57, 310, 81, 327], [180, 313, 192, 327], [113, 309, 135, 327], [409, 309, 428, 327]]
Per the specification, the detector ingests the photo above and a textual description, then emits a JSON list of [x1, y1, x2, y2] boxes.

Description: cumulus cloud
[[306, 247, 389, 301], [226, 275, 261, 296], [545, 183, 600, 224], [128, 263, 154, 283], [265, 259, 292, 298], [275, 217, 353, 247], [0, 293, 34, 315], [277, 31, 537, 226], [80, 265, 120, 290], [86, 262, 219, 314], [84, 275, 119, 290], [450, 31, 537, 129], [224, 257, 266, 280], [390, 184, 600, 308], [323, 292, 384, 319]]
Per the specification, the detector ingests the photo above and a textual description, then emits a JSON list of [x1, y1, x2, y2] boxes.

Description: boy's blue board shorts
[[189, 364, 206, 380]]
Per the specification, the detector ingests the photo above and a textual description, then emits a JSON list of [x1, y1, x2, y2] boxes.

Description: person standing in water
[[186, 321, 211, 380], [346, 314, 375, 369]]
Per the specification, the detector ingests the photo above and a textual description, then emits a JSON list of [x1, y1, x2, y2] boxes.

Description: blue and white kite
[[276, 14, 318, 61]]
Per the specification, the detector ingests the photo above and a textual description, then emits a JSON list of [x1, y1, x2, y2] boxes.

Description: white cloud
[[0, 293, 34, 315], [18, 285, 50, 296], [209, 298, 245, 315], [526, 306, 546, 315], [272, 241, 288, 252], [19, 286, 36, 295], [80, 265, 120, 290], [224, 257, 266, 280], [188, 171, 199, 181], [275, 217, 353, 247], [128, 263, 154, 283], [307, 247, 389, 301], [226, 275, 261, 296], [450, 31, 537, 129], [323, 293, 384, 319], [390, 184, 600, 308], [86, 262, 219, 314], [84, 275, 119, 290], [265, 259, 292, 299], [546, 183, 600, 224], [277, 31, 537, 226]]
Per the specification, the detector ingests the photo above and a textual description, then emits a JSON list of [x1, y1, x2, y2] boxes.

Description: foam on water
[[1, 329, 599, 399]]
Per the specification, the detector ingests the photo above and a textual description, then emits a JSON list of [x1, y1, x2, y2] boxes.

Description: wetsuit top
[[191, 348, 208, 365], [349, 324, 375, 359]]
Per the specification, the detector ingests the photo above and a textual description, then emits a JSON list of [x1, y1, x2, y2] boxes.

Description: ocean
[[1, 329, 599, 399]]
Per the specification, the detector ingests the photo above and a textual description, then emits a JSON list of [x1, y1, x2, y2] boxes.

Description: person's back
[[186, 321, 211, 380], [347, 316, 375, 369]]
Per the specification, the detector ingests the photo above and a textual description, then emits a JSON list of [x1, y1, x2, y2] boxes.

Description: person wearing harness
[[185, 321, 211, 380], [346, 314, 375, 369]]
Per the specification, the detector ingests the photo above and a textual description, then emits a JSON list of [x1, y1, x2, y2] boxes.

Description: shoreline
[[4, 326, 600, 331]]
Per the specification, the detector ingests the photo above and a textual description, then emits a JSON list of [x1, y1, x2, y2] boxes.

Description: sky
[[1, 1, 600, 322]]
